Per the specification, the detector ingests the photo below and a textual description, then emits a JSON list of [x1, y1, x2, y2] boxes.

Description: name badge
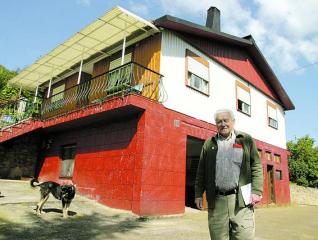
[[233, 143, 243, 148]]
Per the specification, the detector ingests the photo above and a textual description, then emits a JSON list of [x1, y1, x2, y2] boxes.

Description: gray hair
[[214, 108, 235, 121]]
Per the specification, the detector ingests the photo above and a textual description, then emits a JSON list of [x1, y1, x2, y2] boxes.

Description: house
[[0, 6, 294, 215]]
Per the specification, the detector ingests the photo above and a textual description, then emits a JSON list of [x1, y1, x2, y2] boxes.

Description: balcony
[[0, 62, 165, 133]]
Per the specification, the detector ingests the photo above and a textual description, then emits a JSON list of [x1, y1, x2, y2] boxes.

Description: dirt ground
[[0, 180, 318, 240]]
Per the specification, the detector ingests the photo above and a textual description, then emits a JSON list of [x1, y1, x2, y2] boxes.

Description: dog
[[30, 178, 76, 218]]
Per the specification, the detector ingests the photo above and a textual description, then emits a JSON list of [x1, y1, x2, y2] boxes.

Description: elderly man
[[195, 108, 263, 240]]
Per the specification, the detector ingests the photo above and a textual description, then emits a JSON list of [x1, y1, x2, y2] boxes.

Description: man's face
[[215, 112, 234, 137]]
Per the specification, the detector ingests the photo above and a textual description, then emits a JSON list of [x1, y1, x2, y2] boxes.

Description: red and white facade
[[0, 6, 294, 215]]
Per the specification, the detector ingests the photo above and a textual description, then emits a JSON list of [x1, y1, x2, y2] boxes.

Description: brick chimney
[[206, 7, 220, 32]]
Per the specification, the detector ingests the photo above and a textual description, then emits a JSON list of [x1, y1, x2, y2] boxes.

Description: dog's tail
[[30, 178, 41, 188]]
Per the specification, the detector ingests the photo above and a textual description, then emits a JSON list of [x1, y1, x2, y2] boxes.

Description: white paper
[[241, 183, 252, 205]]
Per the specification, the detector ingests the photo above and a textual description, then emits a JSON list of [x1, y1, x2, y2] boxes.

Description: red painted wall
[[38, 95, 290, 215], [255, 139, 291, 205], [39, 115, 142, 211]]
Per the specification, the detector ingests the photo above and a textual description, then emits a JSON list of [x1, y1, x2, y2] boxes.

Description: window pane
[[188, 72, 209, 94], [275, 170, 282, 180], [109, 53, 132, 70], [51, 84, 65, 103], [269, 117, 278, 128], [265, 151, 272, 160], [61, 145, 76, 177], [238, 99, 251, 115], [274, 154, 281, 163]]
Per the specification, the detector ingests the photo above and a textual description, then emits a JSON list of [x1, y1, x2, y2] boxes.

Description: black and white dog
[[30, 179, 76, 218]]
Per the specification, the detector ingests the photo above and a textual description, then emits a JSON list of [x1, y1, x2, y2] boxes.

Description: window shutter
[[268, 105, 277, 120], [237, 86, 250, 105], [188, 57, 209, 80]]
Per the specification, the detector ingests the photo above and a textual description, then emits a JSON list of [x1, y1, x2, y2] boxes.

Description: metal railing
[[41, 62, 166, 119], [0, 97, 40, 129]]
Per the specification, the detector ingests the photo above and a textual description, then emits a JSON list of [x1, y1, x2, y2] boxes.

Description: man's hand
[[195, 197, 203, 210], [250, 194, 262, 207]]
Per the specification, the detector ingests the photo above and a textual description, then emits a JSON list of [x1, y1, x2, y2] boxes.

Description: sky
[[0, 0, 317, 145]]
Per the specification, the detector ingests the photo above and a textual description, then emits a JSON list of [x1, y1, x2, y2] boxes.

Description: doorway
[[267, 165, 275, 203], [185, 136, 204, 208]]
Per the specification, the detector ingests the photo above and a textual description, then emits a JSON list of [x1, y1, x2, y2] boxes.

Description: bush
[[287, 136, 318, 188]]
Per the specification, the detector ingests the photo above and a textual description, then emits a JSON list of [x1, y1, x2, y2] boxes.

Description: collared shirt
[[215, 131, 243, 192]]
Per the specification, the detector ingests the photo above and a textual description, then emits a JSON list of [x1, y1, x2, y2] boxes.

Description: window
[[236, 81, 251, 115], [51, 84, 65, 103], [267, 101, 278, 129], [275, 170, 282, 180], [109, 52, 132, 70], [60, 145, 76, 178], [257, 149, 262, 158], [185, 49, 209, 95], [274, 154, 281, 163], [265, 151, 272, 161]]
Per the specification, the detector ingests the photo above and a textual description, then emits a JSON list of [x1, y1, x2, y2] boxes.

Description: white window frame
[[236, 81, 251, 116], [267, 101, 278, 129]]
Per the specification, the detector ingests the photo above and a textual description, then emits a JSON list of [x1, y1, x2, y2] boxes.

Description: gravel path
[[1, 180, 318, 240]]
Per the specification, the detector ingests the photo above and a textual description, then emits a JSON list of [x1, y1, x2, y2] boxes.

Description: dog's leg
[[37, 195, 49, 215], [62, 200, 71, 218]]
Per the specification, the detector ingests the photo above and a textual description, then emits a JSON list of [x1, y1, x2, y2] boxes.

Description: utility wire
[[281, 60, 318, 75]]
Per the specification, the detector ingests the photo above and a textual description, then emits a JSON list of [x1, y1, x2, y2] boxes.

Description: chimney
[[206, 7, 220, 32]]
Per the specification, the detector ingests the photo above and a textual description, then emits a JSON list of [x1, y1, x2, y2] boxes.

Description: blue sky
[[1, 0, 317, 145]]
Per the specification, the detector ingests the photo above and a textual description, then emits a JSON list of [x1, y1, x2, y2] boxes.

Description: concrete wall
[[0, 133, 39, 179]]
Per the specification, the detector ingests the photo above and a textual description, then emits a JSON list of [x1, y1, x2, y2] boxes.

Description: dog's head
[[61, 184, 76, 200]]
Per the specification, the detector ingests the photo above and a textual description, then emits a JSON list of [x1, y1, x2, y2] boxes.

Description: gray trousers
[[208, 194, 255, 240]]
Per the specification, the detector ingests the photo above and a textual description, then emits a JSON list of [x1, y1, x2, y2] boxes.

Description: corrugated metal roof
[[9, 6, 159, 91]]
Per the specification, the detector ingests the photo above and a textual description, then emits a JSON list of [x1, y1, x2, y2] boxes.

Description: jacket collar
[[211, 130, 245, 144]]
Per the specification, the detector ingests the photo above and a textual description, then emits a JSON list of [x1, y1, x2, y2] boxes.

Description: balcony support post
[[77, 48, 84, 85], [121, 36, 126, 65], [47, 78, 52, 98], [33, 85, 39, 104]]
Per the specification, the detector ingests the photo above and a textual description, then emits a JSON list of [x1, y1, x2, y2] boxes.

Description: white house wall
[[160, 30, 287, 149]]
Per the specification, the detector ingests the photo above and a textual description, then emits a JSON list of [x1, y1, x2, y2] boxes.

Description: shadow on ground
[[0, 209, 142, 240]]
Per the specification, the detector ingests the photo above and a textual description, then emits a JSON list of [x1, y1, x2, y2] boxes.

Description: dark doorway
[[185, 136, 204, 208], [267, 165, 275, 203]]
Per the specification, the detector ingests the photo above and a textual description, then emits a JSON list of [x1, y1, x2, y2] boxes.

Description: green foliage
[[0, 65, 32, 103], [287, 135, 318, 188]]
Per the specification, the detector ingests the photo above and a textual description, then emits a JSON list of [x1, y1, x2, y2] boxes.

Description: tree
[[0, 65, 31, 103], [287, 135, 318, 187]]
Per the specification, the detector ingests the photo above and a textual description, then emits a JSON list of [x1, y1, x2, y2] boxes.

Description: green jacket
[[195, 130, 263, 209]]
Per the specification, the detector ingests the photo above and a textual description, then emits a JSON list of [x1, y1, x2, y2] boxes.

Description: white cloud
[[77, 0, 91, 7], [129, 1, 149, 17], [159, 0, 318, 73]]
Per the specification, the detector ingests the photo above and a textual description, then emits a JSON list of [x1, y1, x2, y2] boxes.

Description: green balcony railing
[[0, 62, 166, 128], [41, 62, 166, 119]]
